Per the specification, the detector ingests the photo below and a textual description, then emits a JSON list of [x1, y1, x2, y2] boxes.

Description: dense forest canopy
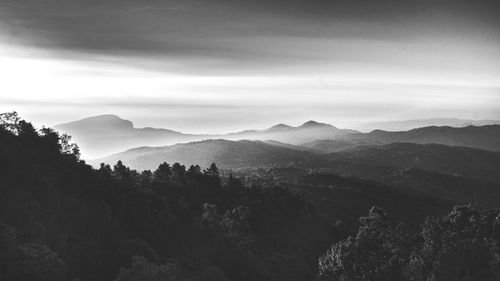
[[1, 112, 499, 281]]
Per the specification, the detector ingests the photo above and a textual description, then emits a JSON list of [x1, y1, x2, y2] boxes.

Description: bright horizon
[[1, 0, 499, 133]]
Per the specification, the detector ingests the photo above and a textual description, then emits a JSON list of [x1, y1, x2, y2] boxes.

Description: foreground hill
[[2, 113, 467, 281], [96, 139, 500, 184], [92, 139, 315, 170], [230, 169, 454, 229], [2, 113, 338, 281], [94, 137, 500, 208]]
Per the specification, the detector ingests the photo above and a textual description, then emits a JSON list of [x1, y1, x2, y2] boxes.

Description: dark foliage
[[318, 205, 500, 281], [0, 113, 332, 281], [1, 112, 498, 281]]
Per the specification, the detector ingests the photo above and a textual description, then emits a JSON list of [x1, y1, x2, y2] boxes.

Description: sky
[[0, 0, 499, 133]]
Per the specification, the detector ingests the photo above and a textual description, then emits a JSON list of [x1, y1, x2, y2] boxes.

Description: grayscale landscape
[[1, 0, 500, 281]]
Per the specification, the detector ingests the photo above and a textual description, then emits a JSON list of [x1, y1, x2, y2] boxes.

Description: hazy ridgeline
[[2, 113, 500, 281], [56, 115, 500, 159], [2, 0, 500, 279]]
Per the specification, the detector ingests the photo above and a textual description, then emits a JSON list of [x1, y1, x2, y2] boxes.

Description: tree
[[0, 111, 20, 134], [39, 127, 62, 152], [412, 205, 499, 281], [0, 224, 22, 281], [153, 162, 171, 184], [197, 266, 229, 281], [114, 256, 180, 281], [18, 243, 66, 281], [318, 206, 411, 281], [38, 128, 80, 159], [187, 165, 202, 178], [170, 163, 186, 185], [220, 205, 253, 250], [203, 163, 221, 186], [204, 163, 219, 177], [201, 203, 220, 229], [99, 163, 113, 177], [114, 161, 131, 181], [112, 239, 159, 273], [59, 133, 81, 159], [140, 170, 153, 187]]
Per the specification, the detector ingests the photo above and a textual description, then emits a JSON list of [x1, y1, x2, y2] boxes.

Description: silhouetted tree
[[99, 163, 113, 177], [140, 170, 153, 187], [114, 161, 131, 181], [153, 162, 171, 184], [0, 111, 21, 134], [9, 114, 482, 281], [204, 163, 219, 177], [170, 163, 186, 185], [59, 133, 81, 159], [187, 164, 202, 178]]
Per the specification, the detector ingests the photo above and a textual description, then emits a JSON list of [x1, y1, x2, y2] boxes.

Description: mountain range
[[57, 114, 500, 159], [90, 137, 500, 208], [94, 139, 500, 182], [55, 115, 356, 158], [355, 118, 500, 132], [90, 139, 314, 171], [55, 114, 207, 159], [343, 125, 500, 151]]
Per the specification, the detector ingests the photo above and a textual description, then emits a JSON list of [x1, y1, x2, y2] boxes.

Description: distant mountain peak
[[89, 113, 121, 119], [74, 114, 125, 122], [88, 113, 122, 119], [56, 114, 134, 130], [269, 123, 292, 130], [301, 120, 331, 127]]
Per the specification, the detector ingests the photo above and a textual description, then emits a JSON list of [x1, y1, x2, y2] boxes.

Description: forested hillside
[[0, 113, 334, 281], [92, 139, 314, 171], [1, 113, 499, 281]]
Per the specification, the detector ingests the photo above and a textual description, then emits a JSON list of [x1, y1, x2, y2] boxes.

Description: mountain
[[332, 143, 500, 183], [55, 115, 357, 158], [1, 113, 337, 281], [355, 118, 500, 132], [3, 113, 467, 281], [294, 173, 454, 228], [92, 139, 315, 171], [301, 139, 380, 153], [55, 114, 208, 158], [225, 120, 358, 144], [293, 143, 500, 208], [57, 114, 500, 159], [92, 135, 500, 208], [343, 125, 500, 151]]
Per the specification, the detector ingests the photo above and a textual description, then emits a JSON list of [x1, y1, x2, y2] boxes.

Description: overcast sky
[[0, 0, 499, 133]]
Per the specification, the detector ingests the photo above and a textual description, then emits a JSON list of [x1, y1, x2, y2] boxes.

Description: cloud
[[0, 0, 498, 70], [1, 0, 499, 132]]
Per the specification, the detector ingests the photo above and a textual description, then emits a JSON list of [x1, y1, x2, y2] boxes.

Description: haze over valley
[[56, 114, 500, 159], [2, 0, 500, 280]]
